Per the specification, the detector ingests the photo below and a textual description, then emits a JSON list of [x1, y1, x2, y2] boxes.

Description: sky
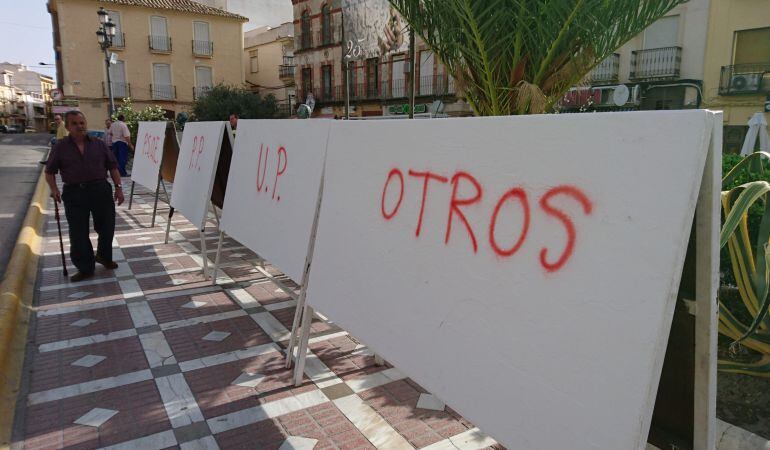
[[0, 0, 56, 77]]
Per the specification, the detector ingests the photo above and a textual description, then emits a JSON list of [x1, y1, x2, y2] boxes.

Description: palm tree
[[389, 0, 686, 116]]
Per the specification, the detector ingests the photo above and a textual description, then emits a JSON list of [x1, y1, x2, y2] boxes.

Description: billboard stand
[[164, 207, 174, 244]]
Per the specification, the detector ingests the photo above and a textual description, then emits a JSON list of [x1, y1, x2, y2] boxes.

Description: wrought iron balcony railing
[[150, 84, 176, 100], [279, 65, 295, 80], [719, 63, 770, 95], [590, 53, 620, 84], [148, 35, 172, 52], [630, 46, 681, 80], [111, 32, 125, 49], [102, 81, 130, 98], [192, 40, 213, 56]]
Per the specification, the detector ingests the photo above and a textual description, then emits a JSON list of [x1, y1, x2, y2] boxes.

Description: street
[[0, 133, 49, 278]]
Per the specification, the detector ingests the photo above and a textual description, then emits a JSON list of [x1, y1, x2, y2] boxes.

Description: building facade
[[702, 0, 770, 153], [47, 0, 247, 123], [0, 64, 54, 131], [291, 0, 469, 118], [244, 23, 296, 116], [197, 0, 293, 32], [561, 0, 710, 113]]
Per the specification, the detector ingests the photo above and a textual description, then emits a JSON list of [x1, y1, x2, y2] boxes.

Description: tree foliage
[[389, 0, 686, 116], [191, 84, 278, 121], [112, 98, 167, 146]]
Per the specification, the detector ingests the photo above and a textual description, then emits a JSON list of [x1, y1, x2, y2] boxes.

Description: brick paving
[[11, 181, 502, 449]]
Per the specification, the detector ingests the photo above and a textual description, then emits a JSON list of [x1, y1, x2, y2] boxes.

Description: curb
[[0, 169, 48, 447]]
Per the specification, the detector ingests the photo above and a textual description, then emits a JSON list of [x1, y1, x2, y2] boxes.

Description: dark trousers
[[113, 141, 129, 176], [62, 181, 115, 274]]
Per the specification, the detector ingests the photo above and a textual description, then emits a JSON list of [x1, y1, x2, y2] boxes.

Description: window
[[195, 66, 213, 98], [107, 10, 124, 47], [301, 67, 312, 102], [152, 63, 173, 99], [250, 50, 259, 73], [733, 27, 770, 65], [643, 15, 678, 49], [108, 60, 127, 97], [321, 4, 332, 45], [193, 21, 212, 56], [321, 65, 332, 100], [150, 16, 170, 51], [391, 56, 406, 98], [419, 51, 435, 96], [366, 58, 379, 97], [301, 10, 311, 49]]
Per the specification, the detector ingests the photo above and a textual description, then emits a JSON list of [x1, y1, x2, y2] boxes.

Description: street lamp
[[96, 7, 116, 117]]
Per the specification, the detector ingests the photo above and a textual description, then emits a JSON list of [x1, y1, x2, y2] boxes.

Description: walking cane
[[53, 199, 68, 277]]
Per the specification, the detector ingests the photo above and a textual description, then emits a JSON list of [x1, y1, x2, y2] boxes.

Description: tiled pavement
[[12, 180, 503, 450]]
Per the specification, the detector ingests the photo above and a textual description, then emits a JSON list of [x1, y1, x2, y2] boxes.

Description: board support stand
[[200, 228, 209, 279], [293, 303, 313, 386], [691, 114, 720, 450], [151, 174, 162, 227], [128, 181, 135, 209], [211, 231, 225, 285], [164, 207, 174, 244]]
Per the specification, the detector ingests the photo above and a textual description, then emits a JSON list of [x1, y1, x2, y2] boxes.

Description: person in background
[[54, 114, 67, 142], [229, 113, 238, 137], [45, 111, 124, 282], [103, 118, 113, 150], [110, 114, 132, 176]]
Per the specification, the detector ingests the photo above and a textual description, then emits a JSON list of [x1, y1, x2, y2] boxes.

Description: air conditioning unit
[[729, 73, 762, 94]]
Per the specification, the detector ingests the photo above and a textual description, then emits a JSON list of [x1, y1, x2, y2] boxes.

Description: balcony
[[630, 46, 681, 81], [719, 63, 770, 95], [192, 40, 213, 57], [296, 33, 313, 51], [151, 84, 176, 100], [111, 32, 125, 49], [313, 76, 457, 104], [193, 86, 212, 100], [590, 53, 619, 84], [102, 81, 131, 98], [279, 65, 295, 81], [148, 35, 172, 53]]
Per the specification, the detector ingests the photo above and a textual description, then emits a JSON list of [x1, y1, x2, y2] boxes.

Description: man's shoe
[[95, 256, 118, 269], [70, 271, 94, 282]]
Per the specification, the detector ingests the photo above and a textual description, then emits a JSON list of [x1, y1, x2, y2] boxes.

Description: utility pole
[[408, 28, 415, 119]]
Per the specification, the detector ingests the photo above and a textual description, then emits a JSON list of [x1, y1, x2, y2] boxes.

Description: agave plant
[[389, 0, 686, 116], [720, 152, 770, 376]]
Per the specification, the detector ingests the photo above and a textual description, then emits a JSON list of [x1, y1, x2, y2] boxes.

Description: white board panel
[[170, 121, 228, 229], [307, 111, 716, 450], [132, 121, 167, 191], [220, 119, 330, 283]]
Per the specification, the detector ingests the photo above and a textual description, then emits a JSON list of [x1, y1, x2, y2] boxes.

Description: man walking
[[110, 114, 132, 176], [45, 111, 124, 282], [54, 114, 67, 143]]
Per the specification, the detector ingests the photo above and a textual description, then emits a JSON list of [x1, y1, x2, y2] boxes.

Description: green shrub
[[721, 154, 770, 286]]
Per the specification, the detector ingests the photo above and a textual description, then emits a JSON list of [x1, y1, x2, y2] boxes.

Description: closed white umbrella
[[740, 112, 769, 156]]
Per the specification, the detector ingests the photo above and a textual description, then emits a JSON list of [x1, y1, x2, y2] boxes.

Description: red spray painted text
[[188, 136, 205, 172], [380, 167, 593, 272], [140, 133, 161, 165], [255, 143, 288, 201]]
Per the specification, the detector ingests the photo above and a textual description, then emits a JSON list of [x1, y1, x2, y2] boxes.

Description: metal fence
[[630, 46, 681, 80]]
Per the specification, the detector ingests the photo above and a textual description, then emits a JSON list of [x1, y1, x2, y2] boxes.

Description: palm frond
[[389, 0, 686, 115]]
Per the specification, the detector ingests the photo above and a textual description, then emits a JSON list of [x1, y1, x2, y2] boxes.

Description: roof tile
[[97, 0, 248, 21]]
